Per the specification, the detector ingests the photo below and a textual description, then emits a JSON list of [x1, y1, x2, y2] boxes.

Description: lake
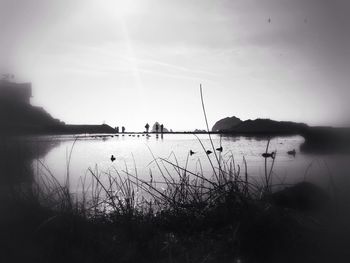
[[11, 133, 346, 194]]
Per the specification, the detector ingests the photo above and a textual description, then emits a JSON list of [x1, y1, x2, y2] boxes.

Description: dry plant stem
[[200, 85, 223, 178]]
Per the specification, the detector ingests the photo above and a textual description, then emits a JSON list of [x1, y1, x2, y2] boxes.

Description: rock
[[212, 116, 308, 134], [271, 182, 329, 211], [212, 116, 242, 132]]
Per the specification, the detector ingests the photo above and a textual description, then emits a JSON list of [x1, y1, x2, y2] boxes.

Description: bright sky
[[1, 0, 349, 131]]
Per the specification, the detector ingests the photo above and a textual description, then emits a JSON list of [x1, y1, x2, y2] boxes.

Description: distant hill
[[212, 116, 242, 132], [212, 116, 308, 135]]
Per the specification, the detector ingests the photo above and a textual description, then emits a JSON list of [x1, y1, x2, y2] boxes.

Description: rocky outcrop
[[232, 119, 308, 134], [271, 182, 329, 211], [212, 116, 242, 132], [212, 116, 308, 135]]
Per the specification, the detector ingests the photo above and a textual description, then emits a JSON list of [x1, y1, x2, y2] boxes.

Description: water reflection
[[2, 134, 349, 198], [0, 136, 61, 187], [27, 134, 313, 192]]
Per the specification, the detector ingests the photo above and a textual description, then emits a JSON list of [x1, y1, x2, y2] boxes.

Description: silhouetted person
[[116, 126, 119, 133], [111, 155, 116, 162], [160, 124, 164, 134], [122, 126, 125, 133], [155, 123, 159, 133], [145, 123, 150, 133]]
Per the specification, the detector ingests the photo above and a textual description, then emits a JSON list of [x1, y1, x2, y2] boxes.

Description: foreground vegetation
[[1, 135, 350, 263], [1, 90, 349, 263]]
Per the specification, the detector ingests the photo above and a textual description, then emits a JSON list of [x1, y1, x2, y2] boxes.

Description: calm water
[[22, 133, 349, 192]]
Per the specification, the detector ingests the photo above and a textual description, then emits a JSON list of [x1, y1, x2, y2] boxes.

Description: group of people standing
[[145, 123, 164, 134], [114, 123, 165, 134]]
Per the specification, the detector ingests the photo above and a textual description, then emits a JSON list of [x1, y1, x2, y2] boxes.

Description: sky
[[0, 0, 350, 131]]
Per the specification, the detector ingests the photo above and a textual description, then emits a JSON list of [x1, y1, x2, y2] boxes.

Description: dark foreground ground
[[1, 178, 350, 263]]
